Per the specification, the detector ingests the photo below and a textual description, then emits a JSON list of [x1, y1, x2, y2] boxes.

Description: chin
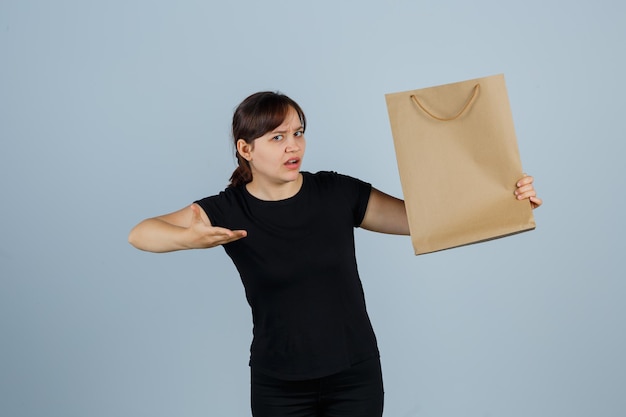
[[283, 171, 301, 182]]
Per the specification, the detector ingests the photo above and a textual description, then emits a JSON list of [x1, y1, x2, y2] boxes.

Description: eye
[[294, 130, 304, 137], [272, 135, 284, 141]]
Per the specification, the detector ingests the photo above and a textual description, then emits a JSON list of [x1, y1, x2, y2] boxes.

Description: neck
[[245, 173, 303, 201]]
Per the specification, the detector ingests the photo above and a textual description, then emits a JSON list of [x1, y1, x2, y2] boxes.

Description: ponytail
[[228, 153, 253, 188]]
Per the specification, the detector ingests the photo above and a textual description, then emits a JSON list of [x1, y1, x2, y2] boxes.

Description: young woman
[[128, 91, 542, 417]]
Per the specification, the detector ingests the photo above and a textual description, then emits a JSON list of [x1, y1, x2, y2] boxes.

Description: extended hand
[[186, 204, 247, 248]]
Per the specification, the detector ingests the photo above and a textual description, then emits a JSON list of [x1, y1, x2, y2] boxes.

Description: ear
[[236, 139, 253, 161]]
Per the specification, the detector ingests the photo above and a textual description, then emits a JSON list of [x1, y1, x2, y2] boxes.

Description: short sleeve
[[319, 171, 372, 227]]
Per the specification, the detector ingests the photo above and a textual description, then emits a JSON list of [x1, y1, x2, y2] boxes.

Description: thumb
[[190, 203, 203, 223]]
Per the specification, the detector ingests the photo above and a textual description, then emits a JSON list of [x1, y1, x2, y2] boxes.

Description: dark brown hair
[[228, 91, 307, 188]]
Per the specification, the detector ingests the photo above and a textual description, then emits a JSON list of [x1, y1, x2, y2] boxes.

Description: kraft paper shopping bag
[[385, 74, 535, 255]]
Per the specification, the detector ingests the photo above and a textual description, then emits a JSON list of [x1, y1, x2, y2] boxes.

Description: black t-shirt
[[195, 171, 379, 380]]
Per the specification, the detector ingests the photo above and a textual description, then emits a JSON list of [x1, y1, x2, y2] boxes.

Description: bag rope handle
[[410, 83, 480, 121]]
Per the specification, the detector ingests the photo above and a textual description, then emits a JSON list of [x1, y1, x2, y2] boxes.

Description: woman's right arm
[[128, 203, 247, 253]]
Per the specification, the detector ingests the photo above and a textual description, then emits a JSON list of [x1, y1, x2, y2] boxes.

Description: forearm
[[378, 197, 410, 235], [128, 218, 191, 253], [361, 188, 411, 235]]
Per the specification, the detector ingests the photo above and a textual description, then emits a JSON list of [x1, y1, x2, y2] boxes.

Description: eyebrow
[[272, 125, 304, 134]]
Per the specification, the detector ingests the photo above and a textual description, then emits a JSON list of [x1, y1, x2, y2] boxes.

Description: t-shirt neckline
[[242, 172, 308, 204]]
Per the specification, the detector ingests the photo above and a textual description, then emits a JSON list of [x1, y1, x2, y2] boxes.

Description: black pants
[[251, 356, 384, 417]]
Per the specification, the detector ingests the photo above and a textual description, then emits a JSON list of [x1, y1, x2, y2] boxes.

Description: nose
[[285, 135, 301, 153]]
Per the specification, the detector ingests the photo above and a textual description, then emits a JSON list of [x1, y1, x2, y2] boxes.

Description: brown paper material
[[385, 74, 535, 255]]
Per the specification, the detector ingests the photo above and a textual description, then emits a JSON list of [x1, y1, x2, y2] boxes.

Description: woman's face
[[238, 107, 306, 187]]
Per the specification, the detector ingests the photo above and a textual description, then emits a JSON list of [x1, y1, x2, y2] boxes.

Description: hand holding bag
[[385, 74, 535, 255]]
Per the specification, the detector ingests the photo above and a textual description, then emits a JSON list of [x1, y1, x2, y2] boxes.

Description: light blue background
[[1, 1, 625, 416]]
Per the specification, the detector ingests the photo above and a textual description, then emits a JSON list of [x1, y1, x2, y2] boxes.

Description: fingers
[[211, 227, 247, 240], [515, 184, 535, 199], [197, 225, 247, 247], [514, 174, 542, 209], [516, 174, 534, 187], [529, 196, 543, 209], [220, 229, 248, 244], [207, 229, 247, 247]]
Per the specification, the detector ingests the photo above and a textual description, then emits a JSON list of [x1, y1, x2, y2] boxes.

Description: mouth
[[284, 157, 300, 168]]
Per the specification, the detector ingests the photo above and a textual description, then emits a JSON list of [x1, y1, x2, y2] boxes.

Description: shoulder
[[196, 186, 238, 205], [194, 186, 246, 221], [304, 171, 371, 189], [303, 171, 372, 216]]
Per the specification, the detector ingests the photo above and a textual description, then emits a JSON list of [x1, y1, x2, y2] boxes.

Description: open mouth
[[285, 158, 300, 167]]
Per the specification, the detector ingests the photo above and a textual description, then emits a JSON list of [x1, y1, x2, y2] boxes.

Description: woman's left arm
[[361, 175, 542, 235], [360, 188, 410, 235]]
